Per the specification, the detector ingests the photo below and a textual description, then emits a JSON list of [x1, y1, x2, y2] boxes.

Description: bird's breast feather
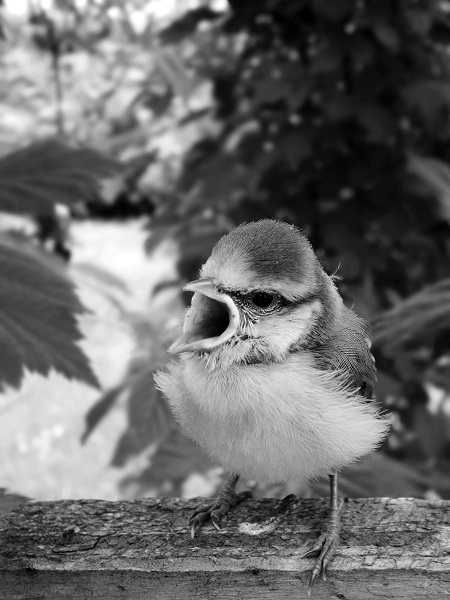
[[155, 353, 390, 483]]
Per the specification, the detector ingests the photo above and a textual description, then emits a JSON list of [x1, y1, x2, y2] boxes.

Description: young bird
[[155, 220, 390, 590]]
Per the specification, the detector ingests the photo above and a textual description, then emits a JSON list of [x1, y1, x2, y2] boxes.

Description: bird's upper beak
[[168, 278, 240, 355]]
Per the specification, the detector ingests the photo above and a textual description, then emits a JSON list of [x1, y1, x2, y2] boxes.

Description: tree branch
[[1, 497, 449, 599]]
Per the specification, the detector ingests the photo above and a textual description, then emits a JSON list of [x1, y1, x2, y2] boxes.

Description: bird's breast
[[155, 352, 389, 485]]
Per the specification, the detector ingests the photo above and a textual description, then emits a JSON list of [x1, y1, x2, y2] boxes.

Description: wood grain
[[1, 497, 449, 599]]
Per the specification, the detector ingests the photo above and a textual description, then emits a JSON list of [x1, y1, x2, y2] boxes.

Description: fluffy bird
[[155, 220, 390, 590]]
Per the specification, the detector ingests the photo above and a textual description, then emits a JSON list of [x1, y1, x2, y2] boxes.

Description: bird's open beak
[[168, 278, 240, 354]]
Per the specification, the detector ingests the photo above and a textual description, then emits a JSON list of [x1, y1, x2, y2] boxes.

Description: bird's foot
[[189, 488, 251, 539], [302, 497, 348, 595]]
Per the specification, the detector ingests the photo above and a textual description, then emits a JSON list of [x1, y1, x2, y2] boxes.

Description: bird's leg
[[189, 474, 251, 539], [302, 471, 347, 593]]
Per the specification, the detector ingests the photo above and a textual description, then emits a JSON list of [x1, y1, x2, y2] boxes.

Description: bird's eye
[[251, 292, 275, 309]]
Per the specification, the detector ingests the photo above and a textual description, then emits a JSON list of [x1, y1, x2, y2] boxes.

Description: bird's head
[[168, 220, 341, 367]]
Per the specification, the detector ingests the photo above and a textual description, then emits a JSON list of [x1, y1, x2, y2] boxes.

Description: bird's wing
[[312, 306, 377, 400]]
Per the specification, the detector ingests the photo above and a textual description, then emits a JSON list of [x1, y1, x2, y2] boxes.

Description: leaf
[[111, 367, 175, 467], [159, 7, 222, 44], [310, 453, 430, 498], [0, 488, 31, 516], [0, 140, 119, 217], [74, 263, 130, 296], [407, 154, 450, 222], [0, 239, 98, 390], [121, 427, 213, 495], [82, 384, 124, 444], [149, 428, 212, 484], [372, 279, 450, 352]]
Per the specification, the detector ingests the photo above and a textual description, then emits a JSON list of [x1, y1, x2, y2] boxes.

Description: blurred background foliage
[[1, 0, 450, 504]]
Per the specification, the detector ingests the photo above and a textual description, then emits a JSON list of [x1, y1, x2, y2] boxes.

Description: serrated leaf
[[0, 140, 119, 217], [0, 240, 98, 390]]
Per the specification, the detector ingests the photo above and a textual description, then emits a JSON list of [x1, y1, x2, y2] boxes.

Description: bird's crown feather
[[201, 220, 320, 299]]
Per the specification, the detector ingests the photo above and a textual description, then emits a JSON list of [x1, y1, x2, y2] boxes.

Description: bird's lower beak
[[168, 279, 240, 355]]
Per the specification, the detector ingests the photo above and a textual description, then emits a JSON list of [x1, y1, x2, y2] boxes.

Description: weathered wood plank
[[1, 497, 449, 599]]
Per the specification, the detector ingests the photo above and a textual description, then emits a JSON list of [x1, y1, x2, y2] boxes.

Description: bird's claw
[[188, 490, 251, 539], [303, 497, 347, 594], [305, 531, 339, 595], [210, 513, 222, 531], [189, 507, 217, 539]]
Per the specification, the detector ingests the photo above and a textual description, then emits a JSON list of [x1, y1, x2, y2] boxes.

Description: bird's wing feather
[[311, 306, 376, 399]]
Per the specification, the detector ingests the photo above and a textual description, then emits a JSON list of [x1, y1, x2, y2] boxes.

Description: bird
[[155, 219, 390, 591]]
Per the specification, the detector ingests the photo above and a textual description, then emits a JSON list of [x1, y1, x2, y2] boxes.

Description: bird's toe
[[188, 490, 251, 539], [304, 497, 347, 594], [306, 533, 339, 595], [189, 506, 214, 538]]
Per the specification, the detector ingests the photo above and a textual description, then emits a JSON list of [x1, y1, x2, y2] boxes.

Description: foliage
[[72, 0, 450, 499], [0, 140, 119, 216], [0, 239, 98, 389], [166, 0, 450, 493], [0, 139, 118, 389], [372, 279, 450, 352], [2, 0, 450, 500], [161, 0, 450, 294], [81, 307, 215, 496]]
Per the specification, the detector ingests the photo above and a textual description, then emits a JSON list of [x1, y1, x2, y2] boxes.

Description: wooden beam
[[1, 497, 449, 599]]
